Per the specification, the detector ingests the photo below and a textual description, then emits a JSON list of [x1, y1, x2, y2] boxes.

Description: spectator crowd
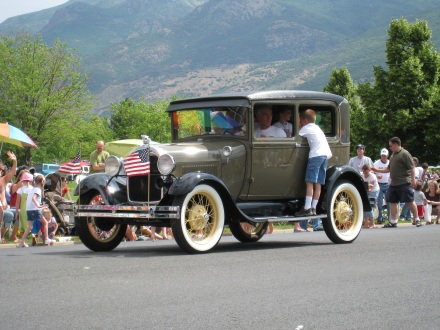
[[2, 136, 439, 245]]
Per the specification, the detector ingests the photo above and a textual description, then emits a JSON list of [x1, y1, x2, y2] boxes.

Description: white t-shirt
[[349, 156, 373, 173], [414, 190, 425, 206], [362, 172, 379, 193], [415, 166, 423, 180], [254, 125, 286, 138], [47, 216, 57, 229], [373, 159, 390, 183], [273, 121, 293, 137], [17, 185, 41, 211], [298, 123, 332, 159]]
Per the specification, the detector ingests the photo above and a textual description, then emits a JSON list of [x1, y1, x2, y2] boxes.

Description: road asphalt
[[0, 220, 424, 249]]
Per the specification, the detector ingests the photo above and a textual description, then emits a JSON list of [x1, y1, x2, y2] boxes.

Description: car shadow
[[35, 236, 333, 259]]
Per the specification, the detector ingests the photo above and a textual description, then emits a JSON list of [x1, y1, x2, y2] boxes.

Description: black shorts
[[386, 183, 414, 203]]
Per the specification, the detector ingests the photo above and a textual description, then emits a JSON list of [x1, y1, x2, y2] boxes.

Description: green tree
[[357, 18, 440, 164], [109, 98, 171, 143], [0, 33, 94, 165], [323, 67, 372, 156]]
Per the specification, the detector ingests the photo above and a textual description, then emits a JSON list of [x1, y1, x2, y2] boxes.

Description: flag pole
[[78, 144, 82, 200], [142, 135, 151, 208]]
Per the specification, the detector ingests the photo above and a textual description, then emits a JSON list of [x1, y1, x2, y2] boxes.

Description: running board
[[251, 213, 327, 223]]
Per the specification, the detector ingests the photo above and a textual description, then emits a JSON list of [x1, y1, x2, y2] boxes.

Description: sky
[[0, 0, 69, 23]]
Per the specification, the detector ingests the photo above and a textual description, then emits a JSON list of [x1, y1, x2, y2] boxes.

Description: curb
[[0, 240, 79, 249]]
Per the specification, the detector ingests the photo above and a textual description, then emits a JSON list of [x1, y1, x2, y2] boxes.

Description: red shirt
[[9, 191, 17, 207]]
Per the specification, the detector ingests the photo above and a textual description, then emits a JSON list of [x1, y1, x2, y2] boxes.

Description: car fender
[[168, 172, 238, 214], [323, 165, 371, 212], [168, 172, 228, 196], [74, 173, 128, 205]]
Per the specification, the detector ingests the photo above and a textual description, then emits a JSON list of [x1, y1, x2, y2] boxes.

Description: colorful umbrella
[[0, 123, 38, 153]]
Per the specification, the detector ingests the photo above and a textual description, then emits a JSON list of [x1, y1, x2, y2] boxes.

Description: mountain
[[1, 0, 440, 114]]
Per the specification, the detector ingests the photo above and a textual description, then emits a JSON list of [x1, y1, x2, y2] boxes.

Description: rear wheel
[[172, 184, 224, 253], [44, 198, 68, 237], [229, 221, 268, 243], [323, 180, 363, 243], [76, 192, 126, 251], [56, 226, 66, 237]]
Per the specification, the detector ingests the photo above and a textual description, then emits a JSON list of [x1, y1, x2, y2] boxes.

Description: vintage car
[[68, 90, 370, 254]]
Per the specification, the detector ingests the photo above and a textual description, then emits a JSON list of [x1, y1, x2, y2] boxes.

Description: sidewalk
[[0, 238, 77, 249]]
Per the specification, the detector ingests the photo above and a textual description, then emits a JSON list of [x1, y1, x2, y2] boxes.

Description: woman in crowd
[[423, 180, 440, 225]]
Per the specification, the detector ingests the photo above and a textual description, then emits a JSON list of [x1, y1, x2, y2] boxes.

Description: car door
[[247, 103, 307, 199]]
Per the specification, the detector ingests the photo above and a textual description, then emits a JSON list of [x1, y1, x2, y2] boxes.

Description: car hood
[[150, 138, 246, 178]]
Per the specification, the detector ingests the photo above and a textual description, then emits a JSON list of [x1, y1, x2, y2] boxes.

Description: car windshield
[[172, 107, 248, 139]]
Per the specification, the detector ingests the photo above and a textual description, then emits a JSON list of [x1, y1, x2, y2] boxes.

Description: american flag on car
[[123, 148, 150, 177], [58, 150, 82, 175]]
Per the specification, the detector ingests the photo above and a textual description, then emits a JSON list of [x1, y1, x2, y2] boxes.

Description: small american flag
[[124, 148, 150, 177], [58, 150, 82, 175]]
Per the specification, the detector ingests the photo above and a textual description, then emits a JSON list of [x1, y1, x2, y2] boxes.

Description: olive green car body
[[70, 91, 370, 253]]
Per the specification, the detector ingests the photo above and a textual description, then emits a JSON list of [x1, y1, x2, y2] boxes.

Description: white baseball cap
[[380, 148, 389, 156]]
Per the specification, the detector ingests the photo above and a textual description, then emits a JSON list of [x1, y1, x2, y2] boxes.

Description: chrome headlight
[[105, 156, 122, 176], [157, 154, 175, 175]]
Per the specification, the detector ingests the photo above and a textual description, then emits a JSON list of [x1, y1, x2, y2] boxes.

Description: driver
[[253, 105, 286, 138]]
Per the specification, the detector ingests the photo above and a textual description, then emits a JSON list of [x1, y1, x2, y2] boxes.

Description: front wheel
[[323, 180, 363, 243], [172, 184, 225, 254], [76, 192, 126, 252]]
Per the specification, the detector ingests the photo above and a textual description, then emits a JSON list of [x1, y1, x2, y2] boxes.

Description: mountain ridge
[[1, 0, 439, 114]]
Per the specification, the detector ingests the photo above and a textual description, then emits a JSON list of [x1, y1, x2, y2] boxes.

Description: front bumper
[[61, 204, 180, 220]]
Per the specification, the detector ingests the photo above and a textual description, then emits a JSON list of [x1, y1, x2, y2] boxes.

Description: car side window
[[253, 103, 290, 139], [299, 105, 335, 136], [173, 107, 247, 139]]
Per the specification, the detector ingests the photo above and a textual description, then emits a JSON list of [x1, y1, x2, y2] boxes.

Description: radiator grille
[[127, 155, 162, 202]]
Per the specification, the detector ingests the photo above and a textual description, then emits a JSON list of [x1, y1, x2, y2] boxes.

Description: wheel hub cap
[[188, 204, 209, 231], [335, 201, 352, 225]]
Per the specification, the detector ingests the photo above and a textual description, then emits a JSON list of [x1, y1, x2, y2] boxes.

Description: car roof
[[167, 90, 346, 111]]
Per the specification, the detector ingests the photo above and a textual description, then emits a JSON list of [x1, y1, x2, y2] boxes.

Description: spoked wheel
[[323, 180, 363, 243], [172, 184, 224, 254], [76, 192, 126, 251], [56, 226, 66, 237], [44, 198, 68, 237], [229, 221, 268, 243]]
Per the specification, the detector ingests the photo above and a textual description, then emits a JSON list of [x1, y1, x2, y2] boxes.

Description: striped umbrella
[[0, 123, 38, 154]]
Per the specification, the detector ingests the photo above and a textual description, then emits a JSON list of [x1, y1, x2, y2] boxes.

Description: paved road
[[1, 225, 439, 330]]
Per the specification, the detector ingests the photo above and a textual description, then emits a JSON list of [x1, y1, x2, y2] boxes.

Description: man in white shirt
[[253, 105, 286, 138], [373, 148, 390, 224], [348, 144, 373, 173]]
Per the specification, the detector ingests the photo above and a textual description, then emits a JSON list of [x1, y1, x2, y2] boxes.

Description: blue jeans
[[305, 156, 328, 185], [400, 203, 411, 220], [300, 220, 308, 230], [1, 209, 15, 226], [377, 183, 390, 221], [312, 218, 322, 230], [364, 190, 379, 218], [300, 218, 322, 230]]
